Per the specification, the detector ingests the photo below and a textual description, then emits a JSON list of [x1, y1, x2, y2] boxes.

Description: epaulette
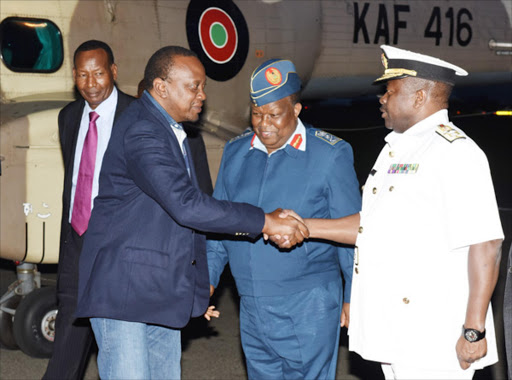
[[228, 129, 253, 144], [435, 124, 466, 143], [314, 130, 343, 146]]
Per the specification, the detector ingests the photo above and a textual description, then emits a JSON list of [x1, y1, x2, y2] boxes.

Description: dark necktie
[[71, 111, 99, 236]]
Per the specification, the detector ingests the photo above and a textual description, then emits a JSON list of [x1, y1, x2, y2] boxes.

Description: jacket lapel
[[140, 95, 197, 186]]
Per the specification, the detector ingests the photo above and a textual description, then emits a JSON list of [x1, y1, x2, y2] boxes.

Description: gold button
[[389, 186, 394, 192], [403, 297, 410, 304], [358, 226, 363, 233], [389, 151, 395, 157], [355, 267, 359, 274], [372, 187, 377, 194], [361, 185, 365, 192]]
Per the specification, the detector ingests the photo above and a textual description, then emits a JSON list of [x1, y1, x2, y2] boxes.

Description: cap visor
[[373, 73, 409, 84]]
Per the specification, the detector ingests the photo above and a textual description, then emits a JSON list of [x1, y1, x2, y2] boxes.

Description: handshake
[[262, 209, 308, 249], [262, 209, 360, 248]]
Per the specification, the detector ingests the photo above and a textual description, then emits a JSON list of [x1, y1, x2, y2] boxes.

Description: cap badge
[[265, 67, 282, 86], [381, 53, 388, 69]]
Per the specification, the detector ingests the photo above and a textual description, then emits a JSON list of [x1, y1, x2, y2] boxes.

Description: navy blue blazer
[[76, 93, 265, 328]]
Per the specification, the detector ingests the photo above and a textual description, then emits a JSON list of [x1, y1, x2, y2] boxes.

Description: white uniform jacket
[[349, 109, 503, 370]]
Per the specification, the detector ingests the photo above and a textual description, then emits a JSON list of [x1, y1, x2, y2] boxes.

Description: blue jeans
[[90, 317, 181, 379]]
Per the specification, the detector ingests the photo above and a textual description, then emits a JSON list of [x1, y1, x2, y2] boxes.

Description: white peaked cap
[[374, 45, 468, 85]]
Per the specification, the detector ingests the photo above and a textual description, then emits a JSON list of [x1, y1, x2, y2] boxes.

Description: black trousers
[[43, 226, 94, 380]]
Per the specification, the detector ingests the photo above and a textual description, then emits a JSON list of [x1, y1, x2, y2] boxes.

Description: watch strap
[[462, 325, 486, 342]]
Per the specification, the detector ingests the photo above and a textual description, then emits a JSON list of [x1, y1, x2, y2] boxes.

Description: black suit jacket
[[58, 89, 135, 257]]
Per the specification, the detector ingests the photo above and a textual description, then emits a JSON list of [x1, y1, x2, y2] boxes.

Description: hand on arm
[[456, 239, 502, 369]]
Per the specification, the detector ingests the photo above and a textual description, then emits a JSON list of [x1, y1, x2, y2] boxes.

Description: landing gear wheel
[[0, 295, 21, 350], [13, 287, 57, 358]]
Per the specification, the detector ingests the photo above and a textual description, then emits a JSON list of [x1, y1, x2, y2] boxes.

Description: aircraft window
[[0, 17, 63, 73]]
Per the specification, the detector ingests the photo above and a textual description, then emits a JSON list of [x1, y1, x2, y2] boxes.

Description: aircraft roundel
[[187, 0, 249, 81]]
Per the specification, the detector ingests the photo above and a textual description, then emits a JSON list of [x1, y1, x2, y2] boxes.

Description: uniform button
[[403, 297, 410, 304], [389, 186, 394, 192], [355, 267, 359, 274], [358, 226, 363, 233], [372, 187, 377, 194], [191, 260, 196, 266], [389, 151, 395, 157], [361, 185, 365, 191], [508, 266, 512, 274]]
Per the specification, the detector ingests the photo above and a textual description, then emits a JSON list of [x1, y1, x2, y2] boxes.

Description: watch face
[[465, 330, 478, 342]]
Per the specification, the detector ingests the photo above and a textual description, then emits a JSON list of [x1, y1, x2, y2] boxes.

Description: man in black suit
[[43, 40, 135, 380]]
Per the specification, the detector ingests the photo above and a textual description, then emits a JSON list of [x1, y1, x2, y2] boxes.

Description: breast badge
[[387, 163, 419, 174]]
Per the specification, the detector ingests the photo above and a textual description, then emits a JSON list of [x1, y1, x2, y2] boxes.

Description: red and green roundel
[[187, 0, 249, 81], [199, 7, 237, 64]]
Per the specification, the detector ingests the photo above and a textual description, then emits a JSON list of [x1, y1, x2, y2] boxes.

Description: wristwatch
[[462, 325, 486, 343]]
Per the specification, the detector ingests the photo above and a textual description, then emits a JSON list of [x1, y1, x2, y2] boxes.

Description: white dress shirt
[[69, 87, 118, 222]]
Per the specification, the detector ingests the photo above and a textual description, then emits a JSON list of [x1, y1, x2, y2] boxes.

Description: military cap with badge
[[250, 58, 302, 106], [374, 45, 469, 143], [374, 44, 468, 85]]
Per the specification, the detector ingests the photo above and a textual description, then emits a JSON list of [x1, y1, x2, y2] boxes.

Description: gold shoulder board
[[435, 124, 466, 143]]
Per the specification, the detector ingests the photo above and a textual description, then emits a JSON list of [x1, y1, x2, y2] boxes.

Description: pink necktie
[[71, 111, 99, 236]]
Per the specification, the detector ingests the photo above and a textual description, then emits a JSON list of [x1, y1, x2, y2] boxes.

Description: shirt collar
[[143, 90, 183, 130], [251, 118, 307, 155], [385, 109, 449, 146], [84, 86, 118, 118]]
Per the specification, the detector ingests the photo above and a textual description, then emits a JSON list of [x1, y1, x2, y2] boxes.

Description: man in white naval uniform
[[274, 45, 504, 379]]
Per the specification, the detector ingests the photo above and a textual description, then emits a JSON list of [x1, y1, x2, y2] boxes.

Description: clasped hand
[[456, 336, 487, 370], [263, 209, 307, 249]]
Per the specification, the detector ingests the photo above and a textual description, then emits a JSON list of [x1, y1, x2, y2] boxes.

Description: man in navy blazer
[[75, 46, 307, 379]]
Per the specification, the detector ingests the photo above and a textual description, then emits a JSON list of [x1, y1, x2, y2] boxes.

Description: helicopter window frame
[[0, 16, 64, 73]]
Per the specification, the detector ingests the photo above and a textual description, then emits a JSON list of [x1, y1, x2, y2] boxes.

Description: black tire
[[12, 286, 57, 358], [0, 294, 21, 350]]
